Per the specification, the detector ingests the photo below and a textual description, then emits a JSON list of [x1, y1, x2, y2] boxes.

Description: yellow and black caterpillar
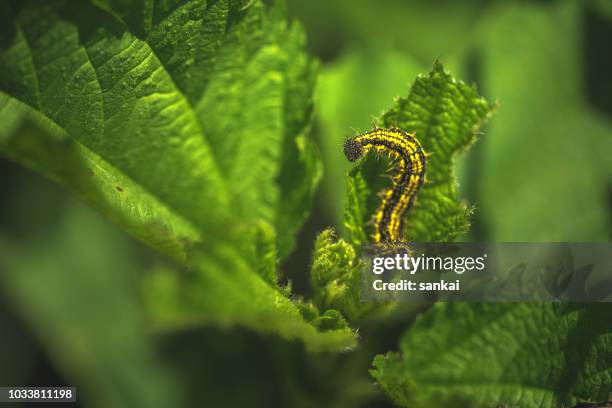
[[344, 128, 426, 243]]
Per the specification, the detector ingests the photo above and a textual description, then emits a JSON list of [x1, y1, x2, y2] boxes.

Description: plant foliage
[[1, 1, 611, 407], [372, 303, 612, 407], [0, 0, 354, 352]]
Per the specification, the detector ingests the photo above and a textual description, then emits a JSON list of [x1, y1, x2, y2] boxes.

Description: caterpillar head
[[343, 138, 364, 162]]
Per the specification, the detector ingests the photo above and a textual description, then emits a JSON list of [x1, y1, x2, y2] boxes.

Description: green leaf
[[251, 220, 279, 286], [0, 202, 180, 408], [476, 0, 612, 241], [0, 1, 229, 233], [287, 0, 485, 66], [143, 241, 355, 353], [310, 229, 360, 320], [372, 303, 612, 407], [275, 23, 322, 257], [277, 133, 323, 258], [346, 62, 495, 244], [0, 0, 352, 352], [310, 229, 396, 323], [365, 3, 612, 407], [0, 106, 201, 262], [343, 171, 369, 248]]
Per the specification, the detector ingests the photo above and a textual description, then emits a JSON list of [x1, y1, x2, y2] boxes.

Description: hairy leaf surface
[[0, 0, 353, 352], [372, 303, 612, 407]]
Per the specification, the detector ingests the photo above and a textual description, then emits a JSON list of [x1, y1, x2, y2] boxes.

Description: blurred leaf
[[590, 0, 612, 21], [277, 133, 323, 260], [273, 23, 322, 259], [477, 0, 612, 241], [287, 0, 486, 63], [346, 62, 494, 243], [0, 302, 37, 386], [0, 0, 354, 352], [156, 327, 271, 408], [372, 303, 612, 407], [0, 203, 179, 408]]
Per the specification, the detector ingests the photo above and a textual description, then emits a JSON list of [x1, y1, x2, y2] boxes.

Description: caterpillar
[[344, 128, 426, 243]]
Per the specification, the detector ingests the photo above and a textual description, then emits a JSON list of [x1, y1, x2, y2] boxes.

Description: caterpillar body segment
[[343, 128, 426, 243]]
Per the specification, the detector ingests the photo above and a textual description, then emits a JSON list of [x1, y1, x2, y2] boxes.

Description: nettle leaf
[[310, 229, 396, 323], [143, 238, 354, 352], [0, 104, 202, 261], [372, 303, 612, 407], [0, 0, 353, 352], [345, 62, 495, 244], [344, 171, 369, 248], [312, 64, 494, 323], [310, 229, 360, 320]]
